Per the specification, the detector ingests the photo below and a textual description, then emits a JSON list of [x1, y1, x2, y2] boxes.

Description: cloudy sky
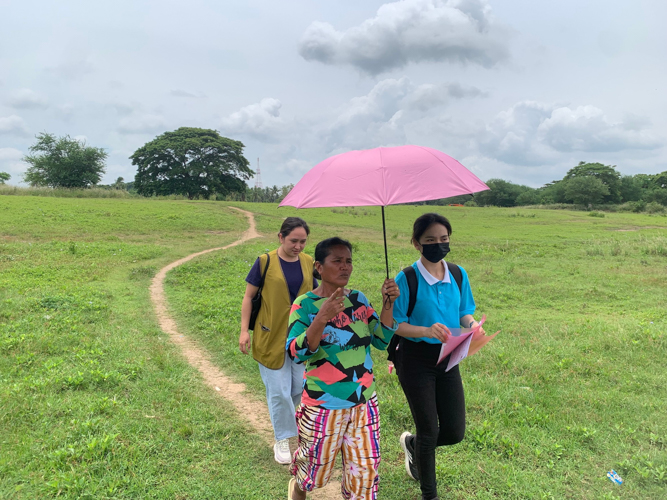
[[1, 0, 666, 188]]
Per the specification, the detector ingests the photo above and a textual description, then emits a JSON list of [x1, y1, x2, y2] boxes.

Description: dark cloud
[[298, 0, 511, 75]]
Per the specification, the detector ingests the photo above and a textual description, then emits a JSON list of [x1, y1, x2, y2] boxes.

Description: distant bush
[[645, 202, 666, 214], [464, 200, 478, 207], [618, 201, 646, 213], [0, 185, 194, 200], [0, 185, 135, 198], [588, 211, 605, 218]]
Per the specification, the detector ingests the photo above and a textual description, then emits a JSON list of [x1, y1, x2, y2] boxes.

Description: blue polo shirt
[[393, 259, 476, 344]]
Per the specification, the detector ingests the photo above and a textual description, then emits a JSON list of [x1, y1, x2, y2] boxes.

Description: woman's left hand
[[382, 279, 400, 305]]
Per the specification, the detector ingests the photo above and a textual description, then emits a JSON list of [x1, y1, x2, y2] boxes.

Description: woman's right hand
[[239, 330, 251, 354], [426, 323, 451, 343], [315, 287, 346, 323]]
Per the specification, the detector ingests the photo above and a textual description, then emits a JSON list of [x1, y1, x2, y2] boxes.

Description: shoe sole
[[274, 444, 292, 465], [400, 432, 417, 480]]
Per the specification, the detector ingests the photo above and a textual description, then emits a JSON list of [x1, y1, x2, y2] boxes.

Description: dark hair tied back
[[280, 217, 310, 238], [312, 237, 353, 279], [412, 213, 452, 243]]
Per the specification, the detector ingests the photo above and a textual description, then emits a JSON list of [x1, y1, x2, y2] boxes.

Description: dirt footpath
[[149, 207, 340, 499]]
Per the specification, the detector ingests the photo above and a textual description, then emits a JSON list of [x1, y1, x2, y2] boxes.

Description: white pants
[[258, 351, 305, 441]]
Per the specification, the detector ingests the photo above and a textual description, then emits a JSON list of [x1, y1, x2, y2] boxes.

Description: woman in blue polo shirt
[[391, 212, 484, 500]]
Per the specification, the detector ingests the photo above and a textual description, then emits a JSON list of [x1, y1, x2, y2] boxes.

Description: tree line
[[7, 129, 666, 209], [466, 162, 667, 209]]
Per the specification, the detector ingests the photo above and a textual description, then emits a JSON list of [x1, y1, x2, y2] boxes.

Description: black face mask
[[421, 242, 450, 263]]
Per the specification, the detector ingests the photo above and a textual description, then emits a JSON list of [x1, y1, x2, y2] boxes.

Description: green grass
[[166, 202, 667, 499], [0, 196, 295, 499], [2, 197, 666, 498]]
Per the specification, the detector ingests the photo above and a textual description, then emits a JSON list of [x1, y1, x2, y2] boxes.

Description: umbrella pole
[[381, 205, 389, 280]]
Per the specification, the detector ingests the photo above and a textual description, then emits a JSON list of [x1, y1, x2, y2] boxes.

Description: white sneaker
[[274, 438, 291, 465]]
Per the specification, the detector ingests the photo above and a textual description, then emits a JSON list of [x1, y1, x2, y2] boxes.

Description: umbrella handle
[[382, 205, 392, 311], [382, 205, 389, 280]]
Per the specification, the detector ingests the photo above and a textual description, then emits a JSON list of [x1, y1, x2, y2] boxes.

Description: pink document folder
[[437, 315, 489, 371]]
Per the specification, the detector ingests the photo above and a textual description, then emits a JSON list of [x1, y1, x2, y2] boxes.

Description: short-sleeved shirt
[[246, 256, 318, 304], [286, 290, 397, 410], [393, 259, 476, 344]]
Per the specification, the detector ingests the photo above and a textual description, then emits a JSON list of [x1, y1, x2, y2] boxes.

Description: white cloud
[[479, 101, 556, 165], [298, 0, 511, 75], [8, 88, 49, 109], [0, 147, 26, 182], [220, 98, 285, 141], [538, 105, 661, 153], [46, 57, 95, 80], [0, 115, 29, 136], [478, 101, 663, 166], [0, 148, 23, 161], [222, 77, 486, 180], [117, 114, 166, 135], [170, 89, 207, 98], [54, 104, 75, 121]]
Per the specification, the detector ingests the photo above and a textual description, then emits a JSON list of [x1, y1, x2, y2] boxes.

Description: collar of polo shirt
[[415, 259, 451, 285]]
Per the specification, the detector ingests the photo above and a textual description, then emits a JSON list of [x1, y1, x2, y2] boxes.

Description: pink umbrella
[[279, 145, 489, 277]]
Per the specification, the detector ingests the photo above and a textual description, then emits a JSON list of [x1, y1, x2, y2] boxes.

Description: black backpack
[[386, 262, 463, 363]]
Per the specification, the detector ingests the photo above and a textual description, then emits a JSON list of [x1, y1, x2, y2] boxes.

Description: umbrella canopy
[[279, 145, 489, 209], [279, 145, 489, 280]]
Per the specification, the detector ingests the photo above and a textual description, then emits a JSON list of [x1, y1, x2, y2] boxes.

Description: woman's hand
[[426, 323, 451, 343], [239, 331, 251, 354], [315, 287, 346, 323], [382, 279, 400, 305]]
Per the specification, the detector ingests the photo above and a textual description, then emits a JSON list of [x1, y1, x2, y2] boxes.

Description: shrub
[[645, 202, 666, 214]]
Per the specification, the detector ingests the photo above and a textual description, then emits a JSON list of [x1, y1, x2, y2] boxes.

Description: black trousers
[[395, 338, 466, 500]]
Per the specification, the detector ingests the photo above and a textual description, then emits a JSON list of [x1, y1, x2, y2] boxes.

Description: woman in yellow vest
[[239, 217, 316, 465]]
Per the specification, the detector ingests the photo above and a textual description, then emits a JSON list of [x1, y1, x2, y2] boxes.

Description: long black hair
[[279, 217, 310, 238], [412, 212, 452, 243], [312, 237, 353, 279]]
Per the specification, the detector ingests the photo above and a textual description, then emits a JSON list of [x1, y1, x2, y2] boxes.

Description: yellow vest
[[253, 249, 314, 369]]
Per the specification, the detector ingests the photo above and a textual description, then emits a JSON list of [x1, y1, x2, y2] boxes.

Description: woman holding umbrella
[[239, 217, 316, 465], [286, 237, 399, 500], [392, 212, 485, 500]]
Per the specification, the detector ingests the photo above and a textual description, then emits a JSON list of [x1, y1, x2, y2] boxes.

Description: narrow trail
[[149, 206, 340, 499]]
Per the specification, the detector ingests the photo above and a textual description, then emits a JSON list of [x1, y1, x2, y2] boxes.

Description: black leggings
[[395, 338, 466, 500]]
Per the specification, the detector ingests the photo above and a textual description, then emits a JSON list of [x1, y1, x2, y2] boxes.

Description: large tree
[[564, 176, 609, 205], [563, 162, 621, 203], [23, 133, 107, 188], [474, 179, 533, 207], [0, 172, 10, 184], [131, 127, 253, 199]]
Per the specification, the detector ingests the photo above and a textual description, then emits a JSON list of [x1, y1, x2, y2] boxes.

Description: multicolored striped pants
[[290, 394, 381, 500]]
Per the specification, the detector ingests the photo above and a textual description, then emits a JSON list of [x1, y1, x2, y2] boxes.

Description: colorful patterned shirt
[[286, 290, 397, 410]]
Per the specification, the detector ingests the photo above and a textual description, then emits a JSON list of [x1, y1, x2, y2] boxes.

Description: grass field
[[2, 196, 666, 499]]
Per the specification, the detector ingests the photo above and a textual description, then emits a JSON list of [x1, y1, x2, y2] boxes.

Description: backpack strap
[[387, 263, 463, 364], [446, 262, 463, 295], [387, 266, 418, 363], [258, 253, 270, 291], [403, 266, 419, 318]]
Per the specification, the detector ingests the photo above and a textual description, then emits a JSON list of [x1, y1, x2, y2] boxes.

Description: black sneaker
[[400, 431, 419, 481]]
